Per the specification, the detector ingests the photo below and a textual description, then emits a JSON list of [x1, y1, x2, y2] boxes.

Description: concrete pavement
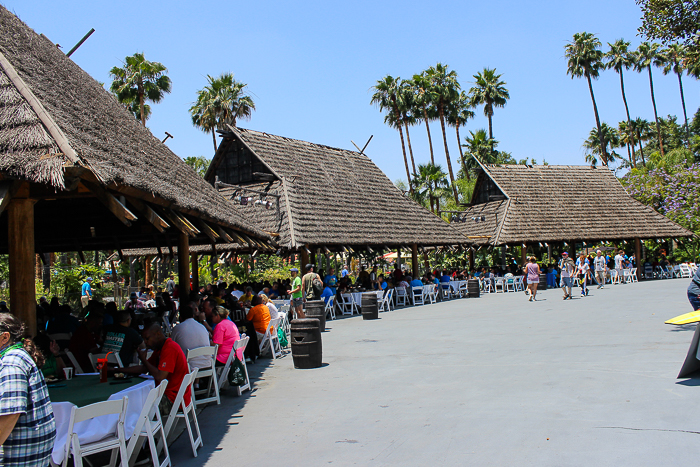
[[169, 279, 700, 466]]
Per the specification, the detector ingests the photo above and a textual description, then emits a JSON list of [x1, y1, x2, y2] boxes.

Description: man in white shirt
[[230, 284, 244, 300], [594, 250, 607, 289], [170, 301, 211, 369], [559, 252, 575, 300]]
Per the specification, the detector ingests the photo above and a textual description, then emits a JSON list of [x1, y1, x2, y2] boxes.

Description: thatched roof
[[205, 127, 470, 250], [454, 164, 693, 246], [0, 6, 268, 249]]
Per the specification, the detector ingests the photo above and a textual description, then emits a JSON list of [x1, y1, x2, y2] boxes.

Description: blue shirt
[[324, 274, 338, 293], [379, 281, 388, 290], [81, 281, 92, 297], [341, 269, 349, 277], [410, 279, 424, 288], [689, 267, 700, 296], [320, 287, 334, 304]]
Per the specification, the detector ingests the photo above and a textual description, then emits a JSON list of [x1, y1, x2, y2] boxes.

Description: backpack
[[312, 275, 324, 299]]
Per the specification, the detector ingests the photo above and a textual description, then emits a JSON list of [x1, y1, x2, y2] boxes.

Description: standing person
[[0, 314, 56, 467], [287, 268, 305, 319], [559, 252, 575, 300], [302, 264, 322, 301], [687, 263, 700, 311], [525, 256, 541, 301], [593, 250, 607, 289], [614, 249, 625, 280], [577, 252, 591, 296], [165, 274, 175, 295], [340, 265, 349, 278], [324, 268, 338, 296], [81, 277, 93, 308]]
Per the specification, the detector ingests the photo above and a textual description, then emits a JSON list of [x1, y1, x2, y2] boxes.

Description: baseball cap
[[86, 277, 93, 281], [562, 252, 568, 255], [290, 268, 299, 272]]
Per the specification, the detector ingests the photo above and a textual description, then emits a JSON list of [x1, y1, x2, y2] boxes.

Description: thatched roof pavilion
[[204, 126, 471, 269], [0, 7, 270, 331], [453, 163, 692, 266]]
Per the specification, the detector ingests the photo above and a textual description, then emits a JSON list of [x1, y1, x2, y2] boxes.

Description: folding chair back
[[259, 317, 283, 359], [230, 337, 251, 396], [162, 369, 202, 457], [325, 295, 336, 320], [162, 316, 172, 336], [89, 352, 123, 372], [378, 289, 393, 312], [339, 294, 357, 316], [394, 286, 408, 306], [187, 346, 219, 407], [127, 381, 171, 467], [412, 286, 424, 305], [64, 349, 84, 374]]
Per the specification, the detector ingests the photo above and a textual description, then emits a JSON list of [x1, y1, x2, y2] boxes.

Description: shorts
[[291, 297, 303, 308], [688, 291, 700, 311], [81, 295, 90, 308], [561, 277, 573, 288], [159, 394, 174, 416], [527, 278, 539, 284]]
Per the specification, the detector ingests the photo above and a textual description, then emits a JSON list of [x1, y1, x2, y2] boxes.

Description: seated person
[[122, 324, 191, 416], [230, 284, 244, 299], [239, 287, 255, 307], [212, 306, 243, 365], [171, 302, 211, 369], [440, 271, 452, 289], [377, 275, 388, 291], [261, 295, 279, 320], [34, 333, 66, 379], [102, 311, 145, 367], [320, 286, 334, 305], [68, 312, 103, 372], [410, 277, 424, 288], [246, 295, 271, 340], [124, 292, 145, 312], [268, 283, 281, 300], [46, 304, 80, 335]]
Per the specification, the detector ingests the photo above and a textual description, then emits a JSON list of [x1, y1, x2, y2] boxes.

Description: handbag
[[228, 356, 247, 386], [277, 325, 288, 347]]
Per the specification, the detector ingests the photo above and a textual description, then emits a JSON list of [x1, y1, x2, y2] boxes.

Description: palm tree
[[371, 76, 412, 189], [399, 79, 418, 175], [412, 73, 437, 164], [565, 32, 607, 165], [583, 123, 621, 166], [605, 39, 636, 163], [412, 163, 449, 213], [190, 73, 255, 152], [425, 63, 460, 204], [468, 68, 509, 145], [109, 52, 172, 126], [618, 120, 637, 167], [635, 42, 666, 156], [447, 91, 475, 180], [661, 44, 691, 145], [633, 117, 652, 166], [462, 129, 497, 172]]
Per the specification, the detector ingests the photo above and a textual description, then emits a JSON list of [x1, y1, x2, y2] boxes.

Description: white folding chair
[[325, 295, 336, 320], [515, 276, 525, 292], [339, 294, 358, 316], [425, 285, 438, 304], [622, 269, 632, 284], [259, 317, 282, 359], [458, 281, 468, 297], [64, 349, 85, 374], [127, 381, 171, 467], [161, 369, 202, 457], [506, 278, 516, 293], [61, 397, 129, 467], [90, 352, 124, 372], [378, 289, 393, 312], [494, 278, 505, 293], [480, 277, 494, 294], [162, 316, 172, 336], [218, 337, 251, 396], [630, 267, 639, 283], [187, 346, 219, 407], [440, 283, 452, 300], [610, 269, 620, 285], [394, 286, 408, 307], [412, 286, 425, 306]]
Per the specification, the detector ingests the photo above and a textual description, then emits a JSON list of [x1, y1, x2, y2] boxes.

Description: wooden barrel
[[290, 318, 322, 369], [538, 273, 548, 290], [467, 279, 480, 298], [361, 294, 379, 320], [304, 300, 326, 332]]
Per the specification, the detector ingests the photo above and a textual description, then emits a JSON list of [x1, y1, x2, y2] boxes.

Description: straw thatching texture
[[0, 7, 265, 238], [456, 164, 693, 245], [119, 243, 245, 257], [208, 127, 470, 248]]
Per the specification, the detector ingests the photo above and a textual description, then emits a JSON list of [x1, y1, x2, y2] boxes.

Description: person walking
[[525, 256, 541, 301], [614, 249, 625, 282], [593, 250, 607, 289], [577, 252, 591, 296], [81, 276, 93, 308], [302, 264, 322, 302], [287, 268, 305, 319], [688, 263, 700, 311], [559, 252, 575, 300]]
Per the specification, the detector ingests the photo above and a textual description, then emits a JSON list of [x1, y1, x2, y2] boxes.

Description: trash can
[[538, 273, 548, 291], [361, 294, 379, 320], [303, 300, 326, 332], [290, 318, 322, 369], [467, 279, 480, 298]]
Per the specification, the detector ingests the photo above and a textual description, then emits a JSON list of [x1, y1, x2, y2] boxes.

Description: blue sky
[[6, 1, 698, 182]]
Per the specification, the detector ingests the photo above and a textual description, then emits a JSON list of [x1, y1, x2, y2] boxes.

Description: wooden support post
[[144, 256, 152, 287], [521, 244, 528, 266], [635, 238, 642, 280], [190, 253, 199, 292], [178, 232, 190, 295], [8, 197, 37, 335], [411, 244, 419, 277], [469, 249, 474, 271], [300, 248, 310, 269]]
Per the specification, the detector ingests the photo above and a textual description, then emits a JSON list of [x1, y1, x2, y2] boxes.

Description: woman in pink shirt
[[211, 307, 244, 364], [525, 256, 541, 302]]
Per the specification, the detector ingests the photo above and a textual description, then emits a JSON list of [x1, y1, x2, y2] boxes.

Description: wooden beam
[[8, 197, 37, 335], [82, 181, 138, 227], [0, 181, 18, 216], [195, 219, 220, 243], [412, 244, 419, 277], [161, 209, 199, 237], [126, 197, 170, 233], [178, 232, 190, 295], [190, 253, 199, 292], [215, 225, 234, 243]]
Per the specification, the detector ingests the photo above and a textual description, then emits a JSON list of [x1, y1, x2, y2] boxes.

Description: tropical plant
[[462, 129, 497, 171], [605, 39, 637, 163], [661, 44, 691, 144], [633, 117, 653, 166], [583, 122, 621, 166], [190, 73, 255, 152], [637, 0, 700, 65], [412, 73, 438, 164], [109, 52, 172, 126], [635, 42, 666, 156], [399, 79, 418, 175], [184, 156, 211, 177], [618, 120, 637, 167], [411, 163, 450, 213], [371, 76, 412, 189], [468, 67, 509, 144], [565, 32, 608, 165], [425, 63, 460, 204], [447, 91, 475, 180]]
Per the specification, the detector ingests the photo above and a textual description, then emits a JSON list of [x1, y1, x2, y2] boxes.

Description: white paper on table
[[138, 374, 154, 380]]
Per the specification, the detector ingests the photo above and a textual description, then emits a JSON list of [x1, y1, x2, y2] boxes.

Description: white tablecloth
[[448, 281, 467, 294], [51, 379, 155, 465]]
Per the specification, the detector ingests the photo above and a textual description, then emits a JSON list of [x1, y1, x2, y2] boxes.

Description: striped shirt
[[0, 348, 56, 467]]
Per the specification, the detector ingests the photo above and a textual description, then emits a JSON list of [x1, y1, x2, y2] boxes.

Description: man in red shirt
[[123, 324, 190, 416]]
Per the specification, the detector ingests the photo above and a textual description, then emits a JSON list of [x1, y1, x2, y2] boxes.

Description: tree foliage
[[637, 0, 700, 63], [184, 156, 211, 177]]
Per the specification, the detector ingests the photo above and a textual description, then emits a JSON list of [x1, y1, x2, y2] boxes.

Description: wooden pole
[[468, 249, 474, 270], [178, 232, 190, 295], [635, 237, 642, 280], [190, 253, 199, 292], [521, 244, 528, 266], [144, 256, 152, 287], [411, 244, 419, 278], [8, 197, 36, 335], [300, 248, 310, 270]]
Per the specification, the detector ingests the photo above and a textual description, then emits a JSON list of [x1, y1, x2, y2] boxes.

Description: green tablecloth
[[48, 375, 149, 407]]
